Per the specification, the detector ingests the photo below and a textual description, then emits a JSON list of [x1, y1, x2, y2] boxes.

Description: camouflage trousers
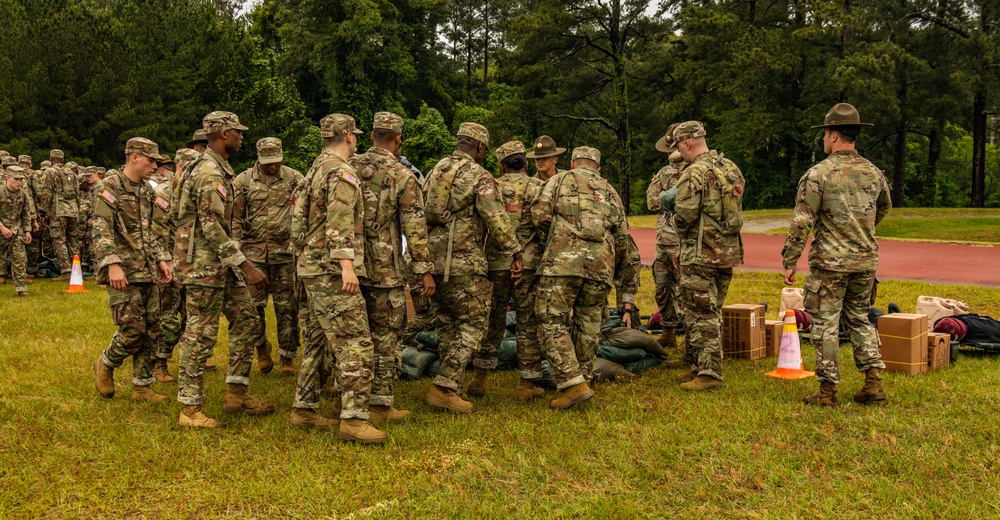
[[247, 260, 299, 358], [361, 285, 405, 407], [678, 264, 732, 381], [652, 245, 680, 328], [156, 282, 186, 359], [77, 219, 92, 270], [536, 275, 610, 390], [101, 283, 160, 386], [803, 268, 885, 384], [513, 269, 543, 380], [431, 274, 492, 392], [49, 216, 80, 273], [176, 272, 260, 406], [296, 276, 374, 420], [25, 224, 48, 274], [296, 279, 335, 392], [401, 282, 437, 347], [473, 269, 513, 370], [0, 236, 27, 293]]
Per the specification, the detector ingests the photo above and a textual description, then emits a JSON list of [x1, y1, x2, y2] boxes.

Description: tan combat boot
[[675, 369, 697, 384], [152, 358, 177, 384], [679, 375, 724, 391], [53, 273, 70, 281], [222, 383, 275, 415], [657, 328, 677, 351], [179, 405, 225, 429], [290, 408, 338, 430], [278, 356, 295, 376], [93, 357, 115, 398], [204, 361, 217, 371], [131, 385, 169, 403], [338, 419, 388, 444], [368, 405, 410, 425], [514, 379, 546, 401], [854, 368, 886, 404], [256, 343, 274, 374], [466, 367, 488, 397], [16, 291, 28, 297], [426, 385, 473, 413], [803, 380, 838, 406], [549, 382, 594, 409]]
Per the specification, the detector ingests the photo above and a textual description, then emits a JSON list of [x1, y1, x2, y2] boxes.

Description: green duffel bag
[[400, 363, 424, 380], [427, 359, 441, 377], [506, 310, 517, 336], [497, 336, 518, 371], [415, 331, 439, 351], [601, 326, 668, 358], [623, 356, 662, 374], [597, 344, 648, 364], [593, 357, 635, 382], [402, 346, 438, 373]]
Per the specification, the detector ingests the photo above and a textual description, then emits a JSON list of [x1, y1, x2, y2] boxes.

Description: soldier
[[525, 135, 567, 182], [290, 113, 386, 443], [173, 111, 273, 429], [467, 140, 547, 400], [233, 137, 304, 376], [91, 139, 174, 402], [670, 121, 745, 391], [152, 155, 173, 185], [531, 147, 630, 409], [422, 123, 522, 413], [0, 167, 33, 296], [17, 155, 42, 280], [77, 166, 100, 272], [46, 150, 81, 280], [186, 129, 208, 154], [348, 112, 434, 423], [782, 103, 892, 406]]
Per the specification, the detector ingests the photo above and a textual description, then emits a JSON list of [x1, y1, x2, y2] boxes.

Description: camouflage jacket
[[232, 164, 304, 265], [151, 181, 175, 255], [349, 147, 432, 288], [28, 169, 51, 216], [424, 150, 520, 279], [646, 157, 687, 251], [91, 170, 169, 284], [781, 150, 892, 272], [78, 185, 93, 221], [294, 149, 366, 279], [613, 233, 642, 304], [171, 148, 247, 288], [674, 150, 745, 268], [531, 165, 630, 291], [47, 165, 80, 218], [486, 172, 544, 271], [0, 184, 32, 236]]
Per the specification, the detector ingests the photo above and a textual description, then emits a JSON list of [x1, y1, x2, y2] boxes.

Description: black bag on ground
[[950, 314, 1000, 345]]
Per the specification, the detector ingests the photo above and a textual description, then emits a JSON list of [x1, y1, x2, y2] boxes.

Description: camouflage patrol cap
[[373, 112, 404, 134], [669, 150, 684, 164], [40, 160, 51, 169], [256, 137, 283, 164], [97, 167, 106, 174], [320, 113, 364, 137], [106, 169, 119, 176], [186, 128, 209, 148], [5, 165, 26, 179], [0, 150, 7, 158], [174, 148, 200, 164], [495, 141, 526, 163], [672, 121, 707, 143], [571, 146, 601, 165], [457, 122, 490, 147], [812, 102, 873, 129], [525, 135, 566, 159], [202, 111, 248, 134], [65, 161, 79, 170], [124, 137, 166, 161], [50, 149, 64, 159], [17, 155, 31, 164], [655, 123, 681, 153], [84, 165, 99, 174], [1, 156, 15, 166]]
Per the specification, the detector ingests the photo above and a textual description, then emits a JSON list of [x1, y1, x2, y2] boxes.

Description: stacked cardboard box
[[722, 304, 766, 360], [879, 313, 928, 375], [765, 320, 783, 358], [927, 332, 951, 371]]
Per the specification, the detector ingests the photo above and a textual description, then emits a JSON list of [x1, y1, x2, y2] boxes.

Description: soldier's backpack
[[701, 154, 744, 236], [422, 156, 477, 280], [555, 170, 613, 243], [290, 155, 345, 250]]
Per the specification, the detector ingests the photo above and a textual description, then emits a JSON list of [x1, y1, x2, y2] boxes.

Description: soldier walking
[[0, 166, 33, 296]]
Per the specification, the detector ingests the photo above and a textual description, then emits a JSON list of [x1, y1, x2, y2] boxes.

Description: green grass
[[2, 273, 1000, 517]]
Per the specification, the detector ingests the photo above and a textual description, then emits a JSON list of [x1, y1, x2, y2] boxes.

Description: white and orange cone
[[62, 255, 89, 293], [765, 309, 814, 380]]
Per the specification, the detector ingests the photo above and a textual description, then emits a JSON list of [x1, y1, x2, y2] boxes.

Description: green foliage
[[403, 103, 456, 175]]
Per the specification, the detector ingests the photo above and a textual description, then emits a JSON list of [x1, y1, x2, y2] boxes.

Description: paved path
[[629, 228, 1000, 287]]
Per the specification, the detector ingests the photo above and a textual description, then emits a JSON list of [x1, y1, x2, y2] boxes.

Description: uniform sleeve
[[325, 169, 359, 261], [476, 173, 520, 257], [647, 168, 668, 212], [875, 172, 892, 226], [673, 165, 705, 233], [91, 183, 123, 269], [611, 190, 639, 304], [231, 172, 248, 246], [196, 171, 245, 268], [781, 169, 822, 269], [397, 170, 433, 275], [531, 174, 558, 243], [20, 192, 33, 230]]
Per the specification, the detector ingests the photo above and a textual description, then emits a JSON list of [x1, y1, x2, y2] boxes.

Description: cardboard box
[[722, 304, 766, 360], [927, 332, 951, 370], [765, 320, 783, 358], [879, 313, 928, 375]]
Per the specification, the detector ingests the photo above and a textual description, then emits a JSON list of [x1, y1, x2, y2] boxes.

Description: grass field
[[2, 272, 1000, 517]]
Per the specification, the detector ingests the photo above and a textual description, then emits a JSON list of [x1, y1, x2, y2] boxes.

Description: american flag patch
[[505, 203, 519, 212], [155, 196, 169, 209], [101, 190, 116, 205], [341, 171, 358, 185], [216, 183, 227, 199]]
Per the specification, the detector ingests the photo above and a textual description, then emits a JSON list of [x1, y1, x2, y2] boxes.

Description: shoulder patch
[[341, 171, 358, 186], [155, 196, 169, 209], [216, 183, 227, 199], [101, 190, 117, 205]]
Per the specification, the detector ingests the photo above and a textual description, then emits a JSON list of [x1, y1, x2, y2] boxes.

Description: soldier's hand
[[420, 272, 436, 298], [108, 263, 128, 290], [0, 225, 12, 239], [157, 261, 173, 284], [510, 255, 524, 285], [622, 311, 632, 328], [242, 262, 269, 290], [340, 260, 359, 295], [23, 232, 32, 245], [32, 220, 39, 232], [672, 251, 680, 270], [783, 267, 797, 285]]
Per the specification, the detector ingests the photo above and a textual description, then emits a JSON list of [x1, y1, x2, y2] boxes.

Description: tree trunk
[[971, 89, 986, 207], [482, 0, 489, 91], [926, 126, 941, 205]]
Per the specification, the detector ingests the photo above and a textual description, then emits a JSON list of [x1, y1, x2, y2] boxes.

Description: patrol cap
[[159, 154, 173, 165], [84, 165, 99, 174], [0, 150, 7, 158], [457, 122, 490, 148], [373, 112, 404, 134], [40, 160, 51, 169], [320, 113, 364, 137], [495, 141, 525, 164], [50, 149, 64, 159], [17, 155, 31, 164], [256, 137, 283, 164], [5, 165, 26, 179], [202, 111, 248, 134], [186, 128, 209, 148], [125, 137, 166, 161], [525, 135, 566, 158], [106, 168, 120, 176], [1, 156, 15, 166], [174, 148, 200, 164], [97, 167, 106, 174], [571, 146, 601, 165], [672, 121, 707, 143], [66, 161, 79, 170], [812, 102, 873, 129], [655, 123, 681, 153]]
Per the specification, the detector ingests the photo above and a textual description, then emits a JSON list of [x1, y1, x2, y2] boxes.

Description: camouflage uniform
[[24, 162, 47, 274], [531, 147, 630, 389], [233, 139, 304, 362], [673, 122, 745, 381], [173, 115, 262, 407], [646, 151, 687, 329], [93, 141, 170, 387], [77, 169, 96, 270], [152, 179, 185, 360], [423, 124, 520, 393], [0, 168, 33, 293], [47, 154, 82, 273], [782, 150, 891, 384], [349, 112, 434, 407], [292, 114, 374, 419]]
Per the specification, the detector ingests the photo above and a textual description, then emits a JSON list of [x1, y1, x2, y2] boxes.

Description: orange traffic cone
[[63, 255, 89, 293], [765, 309, 814, 380]]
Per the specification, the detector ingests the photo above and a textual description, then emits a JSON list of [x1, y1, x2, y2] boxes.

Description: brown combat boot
[[426, 385, 473, 413], [803, 380, 838, 406], [131, 385, 169, 403], [549, 382, 594, 409], [16, 291, 28, 297], [514, 379, 546, 401], [53, 273, 70, 282], [153, 358, 177, 384], [679, 375, 724, 391], [204, 361, 217, 371], [338, 419, 388, 444], [256, 343, 274, 374], [222, 383, 275, 415], [466, 367, 488, 398], [854, 368, 886, 404], [179, 405, 225, 429], [290, 408, 338, 430], [278, 356, 295, 375], [675, 369, 697, 384], [93, 357, 115, 398], [657, 328, 677, 351], [368, 405, 410, 425]]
